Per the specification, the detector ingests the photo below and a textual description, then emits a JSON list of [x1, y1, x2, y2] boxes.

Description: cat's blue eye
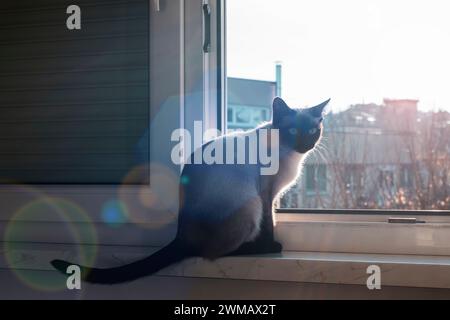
[[289, 128, 298, 135], [309, 128, 318, 135]]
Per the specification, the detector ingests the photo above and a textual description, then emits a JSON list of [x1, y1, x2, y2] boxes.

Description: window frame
[[1, 0, 222, 248], [222, 0, 450, 256], [4, 0, 450, 258], [0, 1, 154, 224]]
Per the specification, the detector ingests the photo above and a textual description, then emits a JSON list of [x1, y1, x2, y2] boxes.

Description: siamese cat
[[51, 97, 329, 284]]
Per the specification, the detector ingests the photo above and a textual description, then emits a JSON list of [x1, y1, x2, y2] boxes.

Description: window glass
[[227, 107, 234, 124], [0, 0, 149, 184], [305, 165, 315, 192], [305, 165, 327, 193], [227, 0, 450, 210]]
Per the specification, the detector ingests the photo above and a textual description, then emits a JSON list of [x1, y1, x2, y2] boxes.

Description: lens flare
[[180, 175, 190, 186], [101, 199, 128, 227], [118, 163, 179, 227], [4, 196, 97, 293]]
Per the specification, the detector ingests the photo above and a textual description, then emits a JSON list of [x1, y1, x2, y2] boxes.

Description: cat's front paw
[[269, 241, 283, 253]]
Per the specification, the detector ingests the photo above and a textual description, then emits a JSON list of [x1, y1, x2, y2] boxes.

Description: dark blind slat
[[0, 0, 149, 184]]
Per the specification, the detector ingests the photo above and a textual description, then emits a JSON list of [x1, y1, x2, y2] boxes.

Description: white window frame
[[1, 0, 223, 248], [3, 0, 450, 260], [220, 0, 450, 257]]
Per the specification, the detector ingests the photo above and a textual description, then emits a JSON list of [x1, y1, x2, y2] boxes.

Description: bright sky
[[227, 0, 450, 112]]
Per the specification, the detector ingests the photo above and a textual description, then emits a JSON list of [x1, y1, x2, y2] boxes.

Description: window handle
[[154, 0, 160, 12], [388, 217, 426, 224], [203, 3, 211, 52]]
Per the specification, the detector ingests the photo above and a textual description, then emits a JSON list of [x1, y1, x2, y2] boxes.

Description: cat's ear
[[309, 98, 331, 119], [272, 97, 293, 125]]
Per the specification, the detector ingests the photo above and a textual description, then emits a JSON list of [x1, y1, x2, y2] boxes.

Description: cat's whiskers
[[312, 143, 330, 165]]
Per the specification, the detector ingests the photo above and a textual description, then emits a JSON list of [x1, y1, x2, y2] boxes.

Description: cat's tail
[[50, 240, 189, 285]]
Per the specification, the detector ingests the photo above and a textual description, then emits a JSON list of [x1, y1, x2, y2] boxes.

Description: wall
[[2, 269, 450, 299]]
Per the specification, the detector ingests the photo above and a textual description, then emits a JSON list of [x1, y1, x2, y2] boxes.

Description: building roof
[[228, 77, 276, 108], [307, 130, 414, 165], [309, 101, 419, 165]]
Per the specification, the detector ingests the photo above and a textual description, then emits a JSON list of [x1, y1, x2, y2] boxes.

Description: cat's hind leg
[[227, 195, 283, 257], [199, 197, 265, 260], [227, 240, 282, 256]]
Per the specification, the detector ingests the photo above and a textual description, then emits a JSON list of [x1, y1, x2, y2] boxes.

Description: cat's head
[[272, 97, 330, 153]]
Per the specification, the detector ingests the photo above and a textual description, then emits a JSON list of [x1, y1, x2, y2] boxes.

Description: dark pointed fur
[[51, 240, 188, 284], [50, 97, 329, 284]]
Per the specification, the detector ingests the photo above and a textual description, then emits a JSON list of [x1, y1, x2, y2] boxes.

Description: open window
[[2, 0, 450, 259], [0, 0, 225, 248], [226, 0, 450, 255], [226, 0, 450, 212]]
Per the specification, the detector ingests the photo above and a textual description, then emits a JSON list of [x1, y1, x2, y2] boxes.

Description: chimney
[[383, 98, 419, 133], [275, 61, 282, 97]]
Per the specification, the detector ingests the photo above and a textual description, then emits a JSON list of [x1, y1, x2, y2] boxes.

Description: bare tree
[[282, 109, 450, 211]]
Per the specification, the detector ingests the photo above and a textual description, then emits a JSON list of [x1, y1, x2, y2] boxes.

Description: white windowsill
[[2, 243, 450, 289]]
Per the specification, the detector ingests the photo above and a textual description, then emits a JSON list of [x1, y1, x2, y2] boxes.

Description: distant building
[[227, 64, 281, 131], [383, 99, 419, 133], [226, 70, 449, 210], [227, 78, 275, 131], [282, 99, 450, 210]]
